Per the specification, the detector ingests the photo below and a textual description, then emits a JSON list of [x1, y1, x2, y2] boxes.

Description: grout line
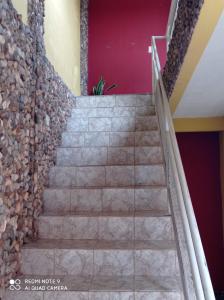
[[106, 145, 109, 165], [69, 189, 72, 213], [53, 248, 56, 276], [100, 188, 103, 214]]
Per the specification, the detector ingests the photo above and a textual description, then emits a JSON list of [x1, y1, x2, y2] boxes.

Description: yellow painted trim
[[174, 117, 224, 132], [219, 132, 224, 242], [170, 0, 224, 114]]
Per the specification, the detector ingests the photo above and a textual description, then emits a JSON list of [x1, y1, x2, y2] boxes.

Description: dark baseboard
[[216, 292, 224, 300]]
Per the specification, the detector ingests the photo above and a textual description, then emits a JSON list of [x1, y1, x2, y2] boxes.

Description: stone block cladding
[[0, 0, 75, 287], [80, 0, 89, 95], [163, 0, 204, 97]]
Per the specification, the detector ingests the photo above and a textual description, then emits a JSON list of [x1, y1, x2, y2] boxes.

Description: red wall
[[177, 132, 224, 291], [88, 0, 171, 95]]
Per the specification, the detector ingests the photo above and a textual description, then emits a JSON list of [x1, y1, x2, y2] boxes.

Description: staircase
[[6, 95, 184, 300]]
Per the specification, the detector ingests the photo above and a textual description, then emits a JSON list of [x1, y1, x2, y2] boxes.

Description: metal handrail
[[151, 36, 216, 300], [166, 0, 179, 48]]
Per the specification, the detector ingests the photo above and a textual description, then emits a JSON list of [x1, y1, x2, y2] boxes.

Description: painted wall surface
[[44, 0, 81, 95], [11, 0, 28, 24], [88, 0, 170, 95], [220, 132, 224, 245], [177, 132, 224, 291]]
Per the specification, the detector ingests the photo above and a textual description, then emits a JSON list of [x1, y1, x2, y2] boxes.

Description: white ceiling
[[174, 11, 224, 118]]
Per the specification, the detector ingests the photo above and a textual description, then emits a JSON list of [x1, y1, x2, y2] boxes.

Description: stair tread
[[23, 239, 176, 250], [57, 145, 161, 149], [63, 130, 160, 133], [7, 275, 182, 292], [44, 186, 167, 190], [54, 164, 164, 168], [40, 210, 171, 217], [61, 131, 161, 148], [63, 130, 159, 132]]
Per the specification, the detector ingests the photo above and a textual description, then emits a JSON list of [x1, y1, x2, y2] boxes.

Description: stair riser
[[62, 131, 160, 148], [5, 291, 183, 300], [76, 95, 152, 108], [49, 166, 166, 188], [21, 248, 178, 277], [71, 106, 155, 118], [56, 147, 163, 166], [38, 216, 173, 241], [43, 188, 169, 213], [66, 117, 158, 132]]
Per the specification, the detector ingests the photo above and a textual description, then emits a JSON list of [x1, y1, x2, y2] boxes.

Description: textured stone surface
[[80, 0, 89, 95], [0, 0, 75, 287], [163, 0, 204, 97]]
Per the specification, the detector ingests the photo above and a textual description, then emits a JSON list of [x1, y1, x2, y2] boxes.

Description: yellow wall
[[11, 0, 28, 24], [174, 117, 224, 132], [170, 0, 224, 115], [44, 0, 81, 95]]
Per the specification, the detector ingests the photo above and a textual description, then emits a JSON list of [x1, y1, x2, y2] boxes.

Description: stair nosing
[[57, 145, 162, 149], [39, 211, 171, 217], [22, 239, 177, 251], [63, 129, 159, 133], [44, 186, 167, 190], [51, 163, 165, 168], [48, 184, 167, 189]]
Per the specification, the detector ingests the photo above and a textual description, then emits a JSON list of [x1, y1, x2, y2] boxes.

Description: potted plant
[[92, 76, 117, 95]]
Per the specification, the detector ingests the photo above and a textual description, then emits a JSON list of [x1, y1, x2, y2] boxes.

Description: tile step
[[20, 242, 179, 277], [61, 131, 161, 147], [43, 187, 169, 214], [56, 146, 163, 166], [70, 105, 155, 118], [66, 116, 158, 132], [75, 94, 153, 108], [43, 186, 169, 213], [49, 165, 166, 188], [38, 213, 174, 241]]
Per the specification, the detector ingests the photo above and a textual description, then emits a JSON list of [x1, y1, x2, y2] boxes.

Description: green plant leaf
[[106, 84, 117, 91], [96, 77, 105, 95], [93, 86, 97, 95], [92, 76, 117, 95]]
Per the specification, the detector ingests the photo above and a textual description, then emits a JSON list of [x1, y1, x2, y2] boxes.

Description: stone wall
[[0, 0, 75, 287], [80, 0, 89, 95], [163, 0, 204, 97]]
